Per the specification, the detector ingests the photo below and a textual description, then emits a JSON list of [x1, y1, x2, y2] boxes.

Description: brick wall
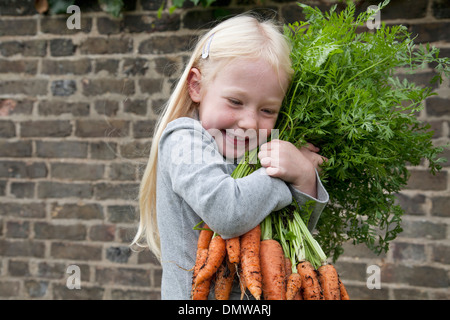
[[0, 0, 448, 300]]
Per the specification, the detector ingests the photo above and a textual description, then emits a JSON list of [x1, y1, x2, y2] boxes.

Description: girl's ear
[[187, 68, 202, 103]]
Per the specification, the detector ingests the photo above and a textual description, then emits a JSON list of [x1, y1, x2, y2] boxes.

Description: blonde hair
[[132, 13, 293, 261]]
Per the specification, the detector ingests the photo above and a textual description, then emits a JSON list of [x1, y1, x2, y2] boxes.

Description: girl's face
[[189, 58, 289, 160]]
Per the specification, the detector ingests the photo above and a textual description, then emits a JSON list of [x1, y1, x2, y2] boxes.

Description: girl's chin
[[219, 142, 258, 160], [216, 142, 240, 159], [220, 147, 244, 160]]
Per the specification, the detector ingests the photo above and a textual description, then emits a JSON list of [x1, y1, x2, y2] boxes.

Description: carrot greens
[[233, 0, 450, 262]]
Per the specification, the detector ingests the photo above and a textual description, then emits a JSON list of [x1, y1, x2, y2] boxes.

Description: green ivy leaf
[[98, 0, 124, 18], [172, 0, 185, 8], [48, 0, 75, 14]]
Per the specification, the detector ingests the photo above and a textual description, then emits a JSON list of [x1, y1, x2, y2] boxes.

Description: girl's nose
[[237, 109, 258, 130]]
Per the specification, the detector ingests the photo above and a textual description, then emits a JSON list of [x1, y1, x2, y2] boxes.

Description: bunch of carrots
[[191, 206, 350, 300]]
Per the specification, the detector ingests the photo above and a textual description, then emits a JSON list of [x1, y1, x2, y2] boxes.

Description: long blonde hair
[[132, 13, 293, 261]]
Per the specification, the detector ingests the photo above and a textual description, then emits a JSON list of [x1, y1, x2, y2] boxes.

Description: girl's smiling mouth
[[224, 129, 250, 146]]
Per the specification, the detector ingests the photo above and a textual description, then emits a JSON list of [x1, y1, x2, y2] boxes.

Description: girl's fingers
[[257, 150, 279, 175], [259, 139, 281, 151], [258, 143, 279, 163], [265, 166, 280, 177], [259, 141, 272, 152], [259, 156, 280, 170], [303, 142, 320, 152], [310, 154, 328, 172], [259, 143, 268, 152], [259, 157, 271, 167]]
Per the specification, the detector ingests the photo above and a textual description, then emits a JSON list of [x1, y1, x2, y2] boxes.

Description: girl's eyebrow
[[221, 87, 247, 96], [222, 88, 282, 106]]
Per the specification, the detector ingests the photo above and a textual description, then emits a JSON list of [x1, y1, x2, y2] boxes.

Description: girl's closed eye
[[228, 98, 243, 106], [261, 108, 279, 116], [262, 108, 276, 114]]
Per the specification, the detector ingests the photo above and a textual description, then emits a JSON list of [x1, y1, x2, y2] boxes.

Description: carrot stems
[[271, 206, 327, 273], [292, 210, 327, 268], [287, 218, 303, 273], [261, 214, 273, 241], [193, 220, 212, 232], [231, 149, 259, 179]]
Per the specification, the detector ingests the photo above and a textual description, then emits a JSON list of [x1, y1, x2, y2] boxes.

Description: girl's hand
[[258, 140, 326, 198]]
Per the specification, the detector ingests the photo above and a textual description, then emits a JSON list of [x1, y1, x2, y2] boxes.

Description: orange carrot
[[240, 225, 262, 300], [191, 223, 214, 299], [338, 276, 350, 300], [192, 248, 207, 280], [197, 224, 213, 250], [286, 272, 302, 300], [297, 261, 323, 300], [191, 248, 211, 299], [226, 237, 240, 264], [194, 235, 226, 287], [294, 290, 303, 300], [214, 260, 236, 300], [285, 258, 302, 299], [285, 257, 292, 279], [260, 239, 286, 300], [192, 279, 212, 300], [318, 264, 341, 300]]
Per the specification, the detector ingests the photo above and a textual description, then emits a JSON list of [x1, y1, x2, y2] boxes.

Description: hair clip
[[201, 33, 215, 59]]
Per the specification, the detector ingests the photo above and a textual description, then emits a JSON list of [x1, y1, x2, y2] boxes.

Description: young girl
[[133, 14, 329, 300]]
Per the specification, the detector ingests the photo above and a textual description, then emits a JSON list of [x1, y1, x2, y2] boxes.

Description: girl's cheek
[[221, 111, 236, 127], [199, 113, 215, 131]]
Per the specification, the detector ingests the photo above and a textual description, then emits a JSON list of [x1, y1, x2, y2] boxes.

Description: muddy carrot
[[191, 248, 210, 299], [338, 276, 350, 300], [197, 224, 214, 250], [226, 237, 240, 264], [286, 272, 302, 300], [214, 260, 236, 300], [297, 260, 323, 300], [194, 235, 226, 287], [260, 239, 286, 300], [318, 264, 340, 300], [285, 258, 292, 278], [240, 225, 262, 300], [294, 290, 303, 300]]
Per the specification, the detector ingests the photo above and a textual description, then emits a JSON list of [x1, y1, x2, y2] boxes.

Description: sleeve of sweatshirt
[[289, 172, 329, 231], [158, 117, 328, 238]]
